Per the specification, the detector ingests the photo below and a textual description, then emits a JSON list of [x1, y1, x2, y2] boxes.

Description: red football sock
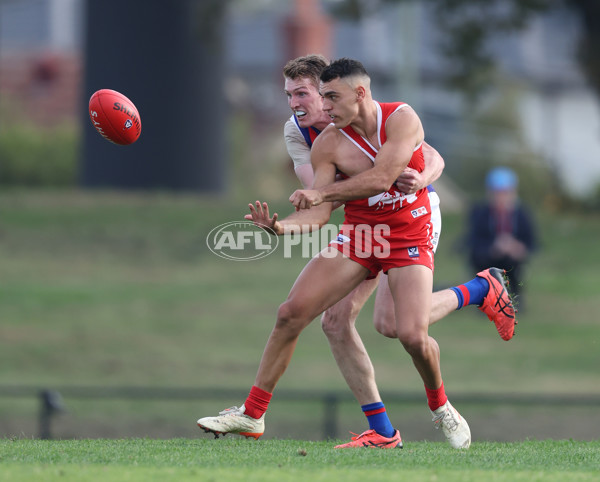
[[244, 385, 272, 419], [425, 381, 448, 411]]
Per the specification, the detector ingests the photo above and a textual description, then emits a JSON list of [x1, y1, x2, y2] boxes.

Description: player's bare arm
[[396, 142, 444, 195], [245, 198, 333, 236], [292, 106, 423, 208], [295, 164, 315, 189]]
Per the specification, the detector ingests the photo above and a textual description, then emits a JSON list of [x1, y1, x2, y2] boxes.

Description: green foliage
[[0, 123, 79, 186], [423, 0, 554, 96], [328, 0, 555, 97], [0, 438, 599, 482], [444, 82, 558, 204], [567, 0, 600, 101], [573, 180, 600, 211]]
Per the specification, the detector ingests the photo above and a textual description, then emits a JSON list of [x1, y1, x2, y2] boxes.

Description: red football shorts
[[329, 206, 435, 279]]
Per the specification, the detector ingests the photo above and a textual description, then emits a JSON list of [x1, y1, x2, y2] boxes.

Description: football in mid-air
[[88, 89, 141, 145]]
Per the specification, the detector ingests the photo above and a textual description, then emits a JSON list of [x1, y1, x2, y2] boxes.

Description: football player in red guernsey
[[198, 57, 516, 449]]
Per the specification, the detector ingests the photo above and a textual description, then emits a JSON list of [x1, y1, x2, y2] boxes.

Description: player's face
[[284, 77, 330, 130], [319, 78, 359, 129]]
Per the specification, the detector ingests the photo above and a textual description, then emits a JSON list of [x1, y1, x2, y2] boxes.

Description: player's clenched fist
[[289, 189, 323, 210]]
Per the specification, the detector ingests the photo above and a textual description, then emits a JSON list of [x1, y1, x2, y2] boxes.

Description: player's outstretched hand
[[289, 189, 323, 210], [244, 201, 283, 235]]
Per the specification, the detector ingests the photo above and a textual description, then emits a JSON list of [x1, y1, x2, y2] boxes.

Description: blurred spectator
[[466, 167, 537, 306]]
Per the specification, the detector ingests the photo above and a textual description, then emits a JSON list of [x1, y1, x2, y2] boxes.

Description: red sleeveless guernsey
[[329, 101, 434, 277]]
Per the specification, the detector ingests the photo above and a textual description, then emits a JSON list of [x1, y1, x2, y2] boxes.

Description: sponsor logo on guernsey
[[411, 206, 428, 218], [407, 247, 419, 258], [332, 234, 351, 244], [368, 191, 418, 210]]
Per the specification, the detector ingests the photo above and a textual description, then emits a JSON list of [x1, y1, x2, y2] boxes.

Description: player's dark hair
[[320, 58, 369, 83], [283, 54, 329, 88]]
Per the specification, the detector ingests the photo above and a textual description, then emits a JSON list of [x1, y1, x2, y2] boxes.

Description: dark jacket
[[467, 201, 537, 269]]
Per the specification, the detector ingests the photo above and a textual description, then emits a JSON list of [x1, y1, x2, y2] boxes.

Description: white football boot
[[197, 404, 265, 439], [431, 401, 471, 449]]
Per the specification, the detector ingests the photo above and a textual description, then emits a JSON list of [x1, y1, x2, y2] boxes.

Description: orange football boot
[[477, 267, 517, 341], [334, 429, 403, 449]]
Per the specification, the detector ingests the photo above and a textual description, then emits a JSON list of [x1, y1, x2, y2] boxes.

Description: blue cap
[[486, 167, 518, 191]]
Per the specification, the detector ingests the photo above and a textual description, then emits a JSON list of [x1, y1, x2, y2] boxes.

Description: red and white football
[[89, 89, 141, 145]]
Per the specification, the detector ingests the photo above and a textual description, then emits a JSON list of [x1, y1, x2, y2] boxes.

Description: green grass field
[[1, 438, 599, 481], [1, 189, 599, 444]]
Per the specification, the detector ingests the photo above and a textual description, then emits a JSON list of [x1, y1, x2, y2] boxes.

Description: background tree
[[569, 0, 600, 100], [330, 0, 599, 100]]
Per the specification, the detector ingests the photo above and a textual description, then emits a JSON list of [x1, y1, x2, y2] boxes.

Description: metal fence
[[1, 385, 599, 440]]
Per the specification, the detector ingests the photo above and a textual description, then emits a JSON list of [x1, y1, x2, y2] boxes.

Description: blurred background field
[[1, 0, 600, 443], [1, 189, 599, 442]]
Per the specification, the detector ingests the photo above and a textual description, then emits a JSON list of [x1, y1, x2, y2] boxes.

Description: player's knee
[[321, 308, 354, 339], [373, 316, 397, 339], [375, 323, 397, 339], [276, 300, 309, 336], [320, 310, 336, 337], [398, 331, 429, 359]]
